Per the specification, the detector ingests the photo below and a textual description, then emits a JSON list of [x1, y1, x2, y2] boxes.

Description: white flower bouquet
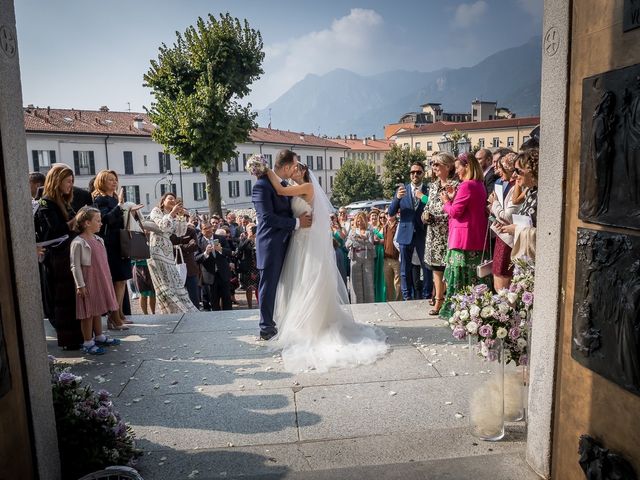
[[449, 258, 534, 365], [245, 153, 269, 177]]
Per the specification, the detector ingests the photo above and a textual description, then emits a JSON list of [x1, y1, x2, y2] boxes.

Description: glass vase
[[468, 336, 505, 441], [503, 363, 528, 422]]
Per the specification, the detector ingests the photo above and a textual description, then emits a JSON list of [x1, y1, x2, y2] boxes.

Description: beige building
[[329, 135, 394, 177], [392, 116, 540, 154]]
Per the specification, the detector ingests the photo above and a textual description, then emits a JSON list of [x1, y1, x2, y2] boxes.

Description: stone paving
[[46, 301, 539, 480]]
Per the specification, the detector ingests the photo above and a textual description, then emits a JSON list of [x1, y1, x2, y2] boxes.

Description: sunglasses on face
[[410, 170, 424, 176]]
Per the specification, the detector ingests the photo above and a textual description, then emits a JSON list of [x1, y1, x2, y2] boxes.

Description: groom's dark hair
[[275, 149, 296, 169]]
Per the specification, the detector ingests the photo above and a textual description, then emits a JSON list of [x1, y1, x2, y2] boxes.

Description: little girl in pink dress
[[70, 207, 121, 355]]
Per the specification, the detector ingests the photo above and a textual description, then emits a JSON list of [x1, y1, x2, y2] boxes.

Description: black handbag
[[119, 210, 150, 260]]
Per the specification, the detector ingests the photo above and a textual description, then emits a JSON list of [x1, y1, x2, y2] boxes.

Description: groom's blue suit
[[252, 176, 296, 335]]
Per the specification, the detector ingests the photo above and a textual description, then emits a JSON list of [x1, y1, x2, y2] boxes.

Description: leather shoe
[[259, 331, 276, 341]]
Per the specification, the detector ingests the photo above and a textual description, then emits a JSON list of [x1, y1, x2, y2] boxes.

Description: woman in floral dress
[[147, 193, 198, 314], [418, 152, 458, 315]]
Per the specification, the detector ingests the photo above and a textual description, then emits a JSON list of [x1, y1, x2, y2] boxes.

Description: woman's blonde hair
[[457, 152, 483, 182], [516, 148, 539, 179], [43, 163, 74, 219], [74, 206, 100, 233], [432, 152, 456, 179], [353, 211, 368, 229], [92, 170, 118, 199]]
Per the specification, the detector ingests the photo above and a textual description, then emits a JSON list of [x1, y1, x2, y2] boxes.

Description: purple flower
[[474, 284, 489, 295], [509, 327, 521, 341], [518, 354, 528, 366], [487, 350, 499, 362], [522, 292, 534, 305], [452, 325, 467, 340], [58, 372, 79, 385], [98, 389, 111, 401], [96, 406, 111, 419], [478, 324, 493, 338]]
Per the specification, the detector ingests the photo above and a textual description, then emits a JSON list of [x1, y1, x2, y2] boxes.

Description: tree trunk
[[206, 167, 223, 216]]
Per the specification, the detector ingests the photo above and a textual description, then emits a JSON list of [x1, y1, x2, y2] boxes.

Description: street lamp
[[154, 170, 174, 198], [437, 134, 453, 154], [457, 137, 471, 155]]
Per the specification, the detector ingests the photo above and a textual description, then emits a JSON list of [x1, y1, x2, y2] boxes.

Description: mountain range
[[255, 36, 542, 138]]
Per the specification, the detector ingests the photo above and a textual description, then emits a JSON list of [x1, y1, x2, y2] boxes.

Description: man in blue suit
[[252, 150, 312, 340], [388, 160, 433, 300]]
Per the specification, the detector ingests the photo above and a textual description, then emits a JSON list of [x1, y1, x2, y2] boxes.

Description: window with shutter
[[317, 156, 323, 170], [306, 155, 313, 170], [244, 179, 252, 196], [329, 157, 333, 170], [193, 182, 206, 201], [32, 151, 39, 172], [49, 150, 56, 164], [124, 151, 134, 175], [228, 181, 240, 198], [264, 154, 273, 169]]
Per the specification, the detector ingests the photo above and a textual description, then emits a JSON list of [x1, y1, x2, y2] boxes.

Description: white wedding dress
[[272, 173, 389, 373]]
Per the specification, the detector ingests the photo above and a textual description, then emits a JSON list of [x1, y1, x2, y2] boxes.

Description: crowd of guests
[[333, 132, 539, 319], [32, 132, 539, 354], [32, 166, 260, 355]]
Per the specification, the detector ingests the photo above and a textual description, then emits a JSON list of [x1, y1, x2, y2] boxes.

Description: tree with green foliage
[[381, 144, 428, 198], [144, 13, 264, 215], [330, 160, 384, 207]]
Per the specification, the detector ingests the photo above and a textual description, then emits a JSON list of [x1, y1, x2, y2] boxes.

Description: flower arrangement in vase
[[49, 356, 141, 479]]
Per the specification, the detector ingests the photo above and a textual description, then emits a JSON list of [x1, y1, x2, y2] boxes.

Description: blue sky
[[15, 0, 543, 112]]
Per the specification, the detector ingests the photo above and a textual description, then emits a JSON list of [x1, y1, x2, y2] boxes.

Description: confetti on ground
[[389, 391, 397, 396]]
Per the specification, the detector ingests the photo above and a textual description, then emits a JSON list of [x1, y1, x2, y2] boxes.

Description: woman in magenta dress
[[70, 207, 121, 355], [439, 152, 489, 318]]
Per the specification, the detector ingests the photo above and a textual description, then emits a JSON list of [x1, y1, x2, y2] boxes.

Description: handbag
[[476, 220, 493, 278], [174, 245, 188, 285], [119, 210, 150, 260]]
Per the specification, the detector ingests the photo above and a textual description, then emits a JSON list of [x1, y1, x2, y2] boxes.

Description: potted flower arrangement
[[49, 357, 141, 479], [448, 257, 535, 438]]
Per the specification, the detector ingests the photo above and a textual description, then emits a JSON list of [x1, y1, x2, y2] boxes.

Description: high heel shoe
[[429, 298, 444, 316]]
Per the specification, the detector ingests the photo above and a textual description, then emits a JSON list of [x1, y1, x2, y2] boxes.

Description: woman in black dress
[[34, 164, 83, 348], [92, 170, 143, 329], [235, 224, 259, 309]]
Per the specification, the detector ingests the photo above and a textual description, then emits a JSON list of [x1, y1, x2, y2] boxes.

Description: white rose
[[498, 303, 510, 314], [480, 307, 494, 319], [519, 310, 527, 319], [517, 338, 528, 349], [496, 327, 508, 339], [507, 292, 518, 304], [466, 321, 479, 335], [459, 310, 470, 321], [469, 305, 481, 317]]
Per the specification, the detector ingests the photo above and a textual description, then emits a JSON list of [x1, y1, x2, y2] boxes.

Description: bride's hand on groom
[[298, 213, 313, 228]]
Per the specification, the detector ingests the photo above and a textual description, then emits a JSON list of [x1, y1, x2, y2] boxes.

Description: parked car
[[344, 200, 391, 219]]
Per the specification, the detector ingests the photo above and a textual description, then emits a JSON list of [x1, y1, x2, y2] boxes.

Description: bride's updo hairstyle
[[275, 149, 296, 169], [296, 163, 311, 183]]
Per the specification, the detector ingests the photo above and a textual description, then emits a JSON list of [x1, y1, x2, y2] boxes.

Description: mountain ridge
[[256, 37, 541, 137]]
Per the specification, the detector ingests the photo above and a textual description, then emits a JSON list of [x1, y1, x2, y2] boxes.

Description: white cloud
[[248, 8, 385, 109], [517, 0, 543, 19], [452, 1, 487, 28]]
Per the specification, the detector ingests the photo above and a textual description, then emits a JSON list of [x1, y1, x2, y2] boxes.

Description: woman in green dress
[[369, 208, 386, 302]]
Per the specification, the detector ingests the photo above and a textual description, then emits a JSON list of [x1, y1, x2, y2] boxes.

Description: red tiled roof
[[249, 127, 345, 149], [23, 108, 346, 149], [24, 108, 154, 136], [396, 117, 540, 136], [328, 137, 394, 151]]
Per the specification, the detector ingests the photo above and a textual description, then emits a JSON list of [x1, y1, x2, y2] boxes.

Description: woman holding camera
[[417, 152, 458, 315], [148, 192, 199, 314]]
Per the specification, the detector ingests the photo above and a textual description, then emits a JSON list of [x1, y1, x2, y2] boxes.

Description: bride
[[263, 162, 389, 373]]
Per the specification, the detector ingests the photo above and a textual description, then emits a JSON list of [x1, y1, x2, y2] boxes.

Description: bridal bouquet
[[49, 356, 141, 478], [449, 259, 535, 366], [245, 154, 269, 177]]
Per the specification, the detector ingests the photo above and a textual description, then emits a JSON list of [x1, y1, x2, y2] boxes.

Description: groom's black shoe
[[259, 331, 277, 341]]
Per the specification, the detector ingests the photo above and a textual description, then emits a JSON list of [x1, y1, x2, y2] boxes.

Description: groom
[[252, 149, 312, 340]]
